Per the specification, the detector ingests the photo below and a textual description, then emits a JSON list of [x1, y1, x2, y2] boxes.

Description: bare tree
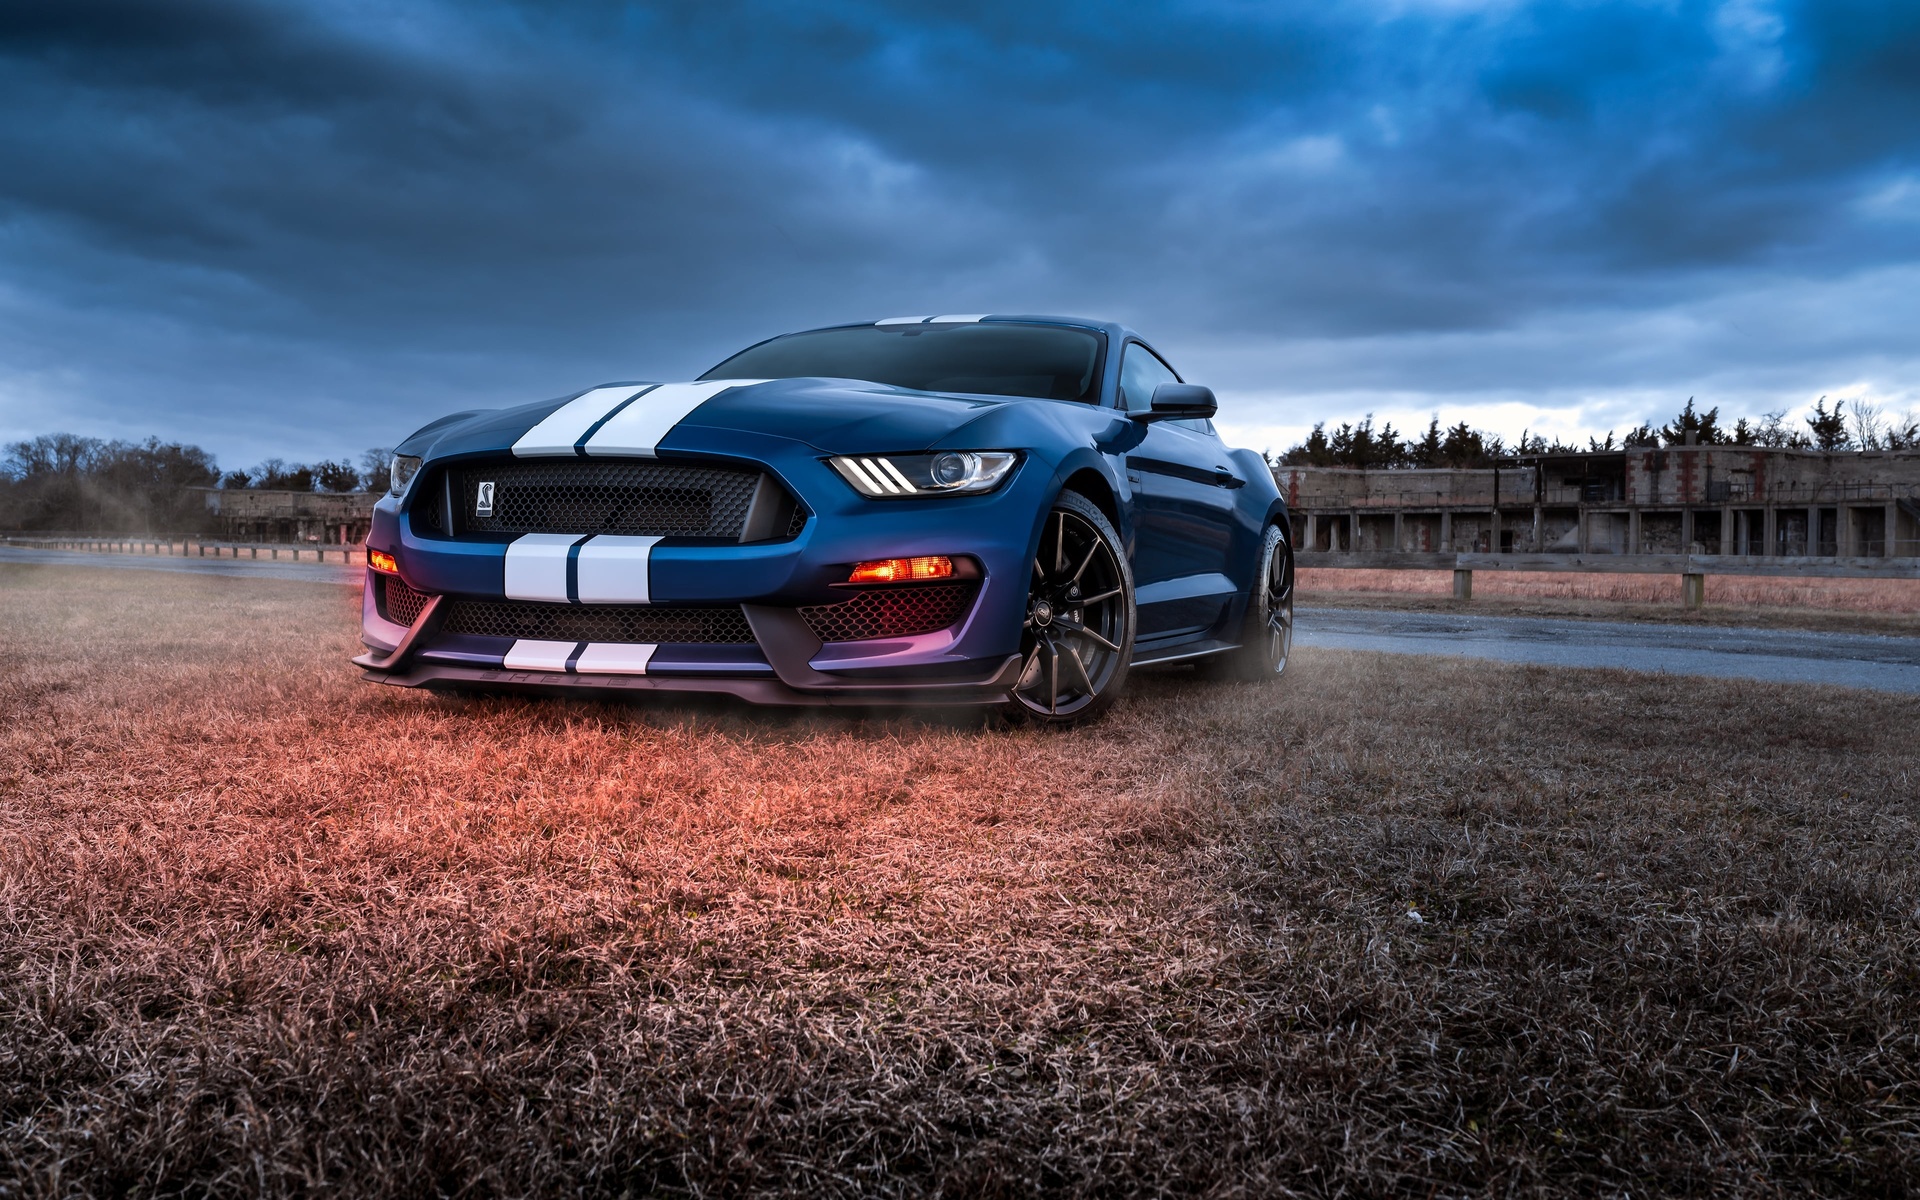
[[359, 447, 396, 493], [1750, 409, 1807, 448], [1849, 400, 1888, 451]]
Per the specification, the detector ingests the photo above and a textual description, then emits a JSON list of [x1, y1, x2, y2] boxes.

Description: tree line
[[1277, 397, 1920, 469], [1, 433, 393, 534]]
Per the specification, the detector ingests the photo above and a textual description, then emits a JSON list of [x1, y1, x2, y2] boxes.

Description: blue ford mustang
[[357, 315, 1293, 723]]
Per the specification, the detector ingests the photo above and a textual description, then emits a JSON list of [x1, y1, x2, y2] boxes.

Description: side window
[[1118, 342, 1179, 415]]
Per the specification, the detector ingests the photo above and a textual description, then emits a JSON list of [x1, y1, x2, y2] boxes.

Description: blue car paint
[[363, 316, 1287, 699]]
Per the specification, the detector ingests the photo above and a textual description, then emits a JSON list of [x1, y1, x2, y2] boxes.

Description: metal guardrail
[[1298, 551, 1920, 581], [2, 535, 363, 564]]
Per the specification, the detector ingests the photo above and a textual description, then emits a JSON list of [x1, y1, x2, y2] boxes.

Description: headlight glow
[[829, 451, 1017, 498], [388, 454, 423, 497]]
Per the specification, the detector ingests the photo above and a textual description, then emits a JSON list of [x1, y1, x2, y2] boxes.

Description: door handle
[[1212, 466, 1244, 488]]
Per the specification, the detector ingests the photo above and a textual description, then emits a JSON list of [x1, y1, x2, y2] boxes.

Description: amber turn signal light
[[848, 555, 953, 584], [366, 548, 399, 574]]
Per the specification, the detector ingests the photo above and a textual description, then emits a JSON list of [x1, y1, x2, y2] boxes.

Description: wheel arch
[[1060, 467, 1119, 528], [1265, 498, 1293, 541]]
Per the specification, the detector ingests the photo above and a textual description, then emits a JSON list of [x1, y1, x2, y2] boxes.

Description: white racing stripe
[[581, 379, 766, 456], [502, 639, 577, 671], [512, 385, 657, 457], [575, 643, 657, 674], [503, 533, 578, 602], [576, 535, 660, 603]]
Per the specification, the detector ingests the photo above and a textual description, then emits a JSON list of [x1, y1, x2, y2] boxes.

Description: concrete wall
[[196, 488, 376, 544], [1279, 445, 1920, 560], [1625, 446, 1920, 506]]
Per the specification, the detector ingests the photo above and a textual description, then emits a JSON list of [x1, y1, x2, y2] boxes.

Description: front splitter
[[362, 658, 1020, 708]]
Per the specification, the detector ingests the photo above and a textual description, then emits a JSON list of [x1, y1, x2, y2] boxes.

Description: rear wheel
[[1202, 523, 1293, 682], [1004, 491, 1135, 725]]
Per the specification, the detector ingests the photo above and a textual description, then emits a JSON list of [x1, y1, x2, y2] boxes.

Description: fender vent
[[798, 584, 976, 643]]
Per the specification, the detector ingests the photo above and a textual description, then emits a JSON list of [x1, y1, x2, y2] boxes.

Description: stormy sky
[[3, 0, 1918, 469]]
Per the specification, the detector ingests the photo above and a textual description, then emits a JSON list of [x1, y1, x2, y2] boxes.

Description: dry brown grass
[[3, 563, 1918, 1197]]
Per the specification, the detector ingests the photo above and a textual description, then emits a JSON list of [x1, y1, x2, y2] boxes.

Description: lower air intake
[[799, 584, 975, 643], [441, 600, 755, 645], [378, 575, 433, 627]]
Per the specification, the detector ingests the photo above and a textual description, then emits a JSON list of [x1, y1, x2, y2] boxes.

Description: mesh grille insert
[[441, 600, 755, 645], [799, 584, 976, 643], [378, 575, 432, 627], [453, 459, 778, 539]]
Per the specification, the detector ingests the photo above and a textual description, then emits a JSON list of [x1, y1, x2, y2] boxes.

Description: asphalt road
[[0, 544, 358, 584], [7, 545, 1917, 694], [1296, 607, 1920, 695]]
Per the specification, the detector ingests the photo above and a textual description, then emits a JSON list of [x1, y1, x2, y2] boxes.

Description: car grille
[[799, 584, 976, 643], [448, 459, 792, 540], [440, 599, 756, 645], [378, 575, 433, 627]]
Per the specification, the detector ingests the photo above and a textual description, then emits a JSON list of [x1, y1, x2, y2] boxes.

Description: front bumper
[[356, 575, 1023, 705], [357, 439, 1054, 705]]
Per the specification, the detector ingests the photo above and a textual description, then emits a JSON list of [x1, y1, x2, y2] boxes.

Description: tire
[[1201, 523, 1293, 682], [1002, 491, 1136, 726]]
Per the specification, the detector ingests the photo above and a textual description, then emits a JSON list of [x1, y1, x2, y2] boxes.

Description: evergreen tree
[[1410, 418, 1444, 467], [1279, 423, 1336, 466], [1806, 396, 1851, 451], [1437, 422, 1496, 467], [1659, 397, 1723, 446]]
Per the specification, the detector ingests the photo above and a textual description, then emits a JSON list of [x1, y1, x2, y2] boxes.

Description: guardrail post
[[1683, 571, 1705, 610], [1453, 568, 1473, 601]]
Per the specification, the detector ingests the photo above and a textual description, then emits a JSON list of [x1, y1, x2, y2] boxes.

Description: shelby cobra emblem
[[355, 315, 1294, 724]]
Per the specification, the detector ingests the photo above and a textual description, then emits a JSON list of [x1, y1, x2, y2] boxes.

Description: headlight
[[828, 451, 1017, 498], [388, 454, 423, 497]]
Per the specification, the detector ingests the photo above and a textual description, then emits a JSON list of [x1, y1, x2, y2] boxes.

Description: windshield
[[701, 322, 1106, 403]]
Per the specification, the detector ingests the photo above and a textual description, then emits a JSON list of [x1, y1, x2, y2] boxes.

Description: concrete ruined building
[[194, 487, 375, 544], [1278, 445, 1920, 560]]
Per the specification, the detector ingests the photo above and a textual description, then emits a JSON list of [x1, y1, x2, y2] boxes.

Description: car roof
[[787, 314, 1143, 344]]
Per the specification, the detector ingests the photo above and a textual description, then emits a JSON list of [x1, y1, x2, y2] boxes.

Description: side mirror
[[1135, 383, 1217, 422]]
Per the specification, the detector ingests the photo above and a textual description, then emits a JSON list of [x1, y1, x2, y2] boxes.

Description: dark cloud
[[1, 0, 1917, 466]]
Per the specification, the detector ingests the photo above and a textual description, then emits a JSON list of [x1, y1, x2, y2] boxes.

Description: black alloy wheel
[[1203, 523, 1294, 682], [1007, 491, 1135, 724]]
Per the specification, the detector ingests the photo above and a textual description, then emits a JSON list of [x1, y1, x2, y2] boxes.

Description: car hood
[[404, 377, 1014, 460]]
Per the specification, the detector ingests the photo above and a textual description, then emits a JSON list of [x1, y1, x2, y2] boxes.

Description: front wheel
[[1004, 491, 1136, 726], [1201, 523, 1293, 682]]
